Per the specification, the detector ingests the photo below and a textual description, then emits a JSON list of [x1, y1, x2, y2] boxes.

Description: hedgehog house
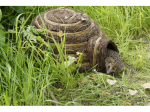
[[30, 7, 119, 73]]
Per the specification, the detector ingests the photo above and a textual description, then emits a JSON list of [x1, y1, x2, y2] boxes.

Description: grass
[[1, 6, 150, 106]]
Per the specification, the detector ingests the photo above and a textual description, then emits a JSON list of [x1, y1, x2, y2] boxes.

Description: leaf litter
[[129, 89, 138, 96], [107, 79, 117, 85], [141, 83, 150, 89]]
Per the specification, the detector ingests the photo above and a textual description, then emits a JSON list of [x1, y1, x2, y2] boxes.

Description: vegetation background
[[0, 6, 150, 106]]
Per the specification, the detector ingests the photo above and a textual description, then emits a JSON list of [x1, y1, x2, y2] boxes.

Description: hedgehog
[[105, 49, 124, 75]]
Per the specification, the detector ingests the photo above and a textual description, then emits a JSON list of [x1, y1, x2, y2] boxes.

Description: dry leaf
[[76, 52, 83, 56], [122, 67, 127, 71], [123, 101, 131, 106], [107, 79, 117, 85], [139, 38, 142, 41], [129, 89, 138, 96], [57, 87, 63, 91], [101, 91, 110, 96], [141, 83, 150, 89], [116, 92, 123, 94], [78, 81, 82, 85], [139, 38, 142, 44], [58, 30, 64, 37]]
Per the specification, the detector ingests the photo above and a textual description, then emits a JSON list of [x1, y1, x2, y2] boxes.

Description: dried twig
[[49, 91, 59, 106]]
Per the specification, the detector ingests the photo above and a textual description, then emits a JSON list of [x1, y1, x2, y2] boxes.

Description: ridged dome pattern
[[31, 7, 101, 44]]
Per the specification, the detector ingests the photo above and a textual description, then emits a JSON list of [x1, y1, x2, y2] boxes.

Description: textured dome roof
[[31, 7, 101, 44]]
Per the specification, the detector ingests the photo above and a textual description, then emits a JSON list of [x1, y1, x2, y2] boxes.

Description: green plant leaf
[[9, 16, 17, 26], [0, 24, 4, 29], [64, 56, 76, 68], [0, 9, 2, 21], [0, 29, 5, 44], [12, 6, 25, 13], [8, 29, 16, 33], [25, 6, 34, 10]]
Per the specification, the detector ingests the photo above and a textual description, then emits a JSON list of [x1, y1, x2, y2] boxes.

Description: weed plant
[[0, 6, 150, 105]]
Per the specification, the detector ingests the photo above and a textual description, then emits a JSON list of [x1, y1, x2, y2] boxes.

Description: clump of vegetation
[[0, 6, 150, 106]]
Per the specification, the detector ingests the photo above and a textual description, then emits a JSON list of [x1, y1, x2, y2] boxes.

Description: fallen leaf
[[116, 92, 123, 94], [122, 67, 127, 71], [139, 38, 142, 41], [107, 79, 117, 85], [136, 102, 141, 105], [78, 81, 82, 85], [58, 30, 64, 37], [139, 38, 142, 44], [76, 52, 83, 56], [101, 91, 110, 96], [141, 83, 150, 89], [57, 87, 63, 91], [129, 89, 138, 96], [122, 101, 131, 106]]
